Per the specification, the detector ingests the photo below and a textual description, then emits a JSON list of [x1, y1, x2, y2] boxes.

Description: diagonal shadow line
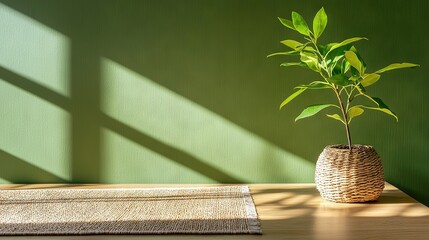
[[0, 63, 242, 183], [0, 65, 71, 111], [100, 113, 243, 183], [0, 149, 68, 183]]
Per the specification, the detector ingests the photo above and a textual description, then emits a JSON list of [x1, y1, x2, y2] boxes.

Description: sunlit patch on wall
[[0, 3, 70, 97], [100, 58, 314, 183], [0, 80, 71, 181], [0, 177, 11, 184]]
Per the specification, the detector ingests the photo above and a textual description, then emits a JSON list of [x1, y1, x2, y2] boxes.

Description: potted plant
[[269, 7, 419, 203]]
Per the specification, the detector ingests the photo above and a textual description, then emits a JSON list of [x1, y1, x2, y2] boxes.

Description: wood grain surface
[[0, 183, 428, 239]]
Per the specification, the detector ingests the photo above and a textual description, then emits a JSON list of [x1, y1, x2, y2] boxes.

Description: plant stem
[[334, 88, 352, 149], [312, 38, 352, 149]]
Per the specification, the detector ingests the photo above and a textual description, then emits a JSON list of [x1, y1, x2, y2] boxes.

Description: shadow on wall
[[0, 149, 67, 183], [0, 1, 314, 183]]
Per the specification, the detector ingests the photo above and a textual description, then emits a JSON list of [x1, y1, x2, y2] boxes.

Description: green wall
[[0, 0, 427, 205]]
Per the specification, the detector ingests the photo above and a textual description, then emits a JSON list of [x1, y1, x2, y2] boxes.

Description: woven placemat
[[0, 186, 261, 235]]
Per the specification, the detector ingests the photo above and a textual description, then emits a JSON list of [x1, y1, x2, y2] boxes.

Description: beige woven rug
[[0, 186, 261, 235]]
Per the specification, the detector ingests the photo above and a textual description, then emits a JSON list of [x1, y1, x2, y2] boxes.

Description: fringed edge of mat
[[241, 186, 262, 234]]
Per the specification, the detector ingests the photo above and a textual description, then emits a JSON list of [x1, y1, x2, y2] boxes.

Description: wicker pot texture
[[315, 144, 385, 203]]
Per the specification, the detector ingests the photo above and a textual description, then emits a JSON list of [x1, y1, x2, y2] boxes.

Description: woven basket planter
[[315, 144, 385, 203]]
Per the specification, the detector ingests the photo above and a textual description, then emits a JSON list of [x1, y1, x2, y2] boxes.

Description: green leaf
[[326, 37, 367, 55], [345, 51, 363, 75], [326, 48, 346, 73], [323, 42, 338, 55], [349, 76, 360, 81], [348, 106, 364, 123], [280, 40, 304, 50], [313, 7, 327, 39], [327, 74, 352, 86], [341, 59, 351, 74], [300, 51, 319, 72], [292, 11, 311, 36], [349, 46, 366, 73], [331, 54, 345, 66], [295, 104, 337, 121], [280, 62, 307, 67], [361, 106, 398, 121], [360, 96, 398, 121], [375, 63, 420, 74], [332, 64, 343, 76], [302, 46, 317, 54], [360, 73, 381, 87], [295, 81, 332, 89], [267, 51, 299, 58], [326, 113, 345, 124], [369, 96, 389, 108], [325, 44, 352, 70], [279, 88, 307, 109], [317, 43, 336, 56], [278, 17, 296, 30]]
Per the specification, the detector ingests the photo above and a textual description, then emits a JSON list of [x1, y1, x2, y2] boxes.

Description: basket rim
[[325, 144, 375, 151]]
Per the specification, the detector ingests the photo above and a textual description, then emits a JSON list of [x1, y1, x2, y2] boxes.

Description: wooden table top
[[0, 183, 428, 240]]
